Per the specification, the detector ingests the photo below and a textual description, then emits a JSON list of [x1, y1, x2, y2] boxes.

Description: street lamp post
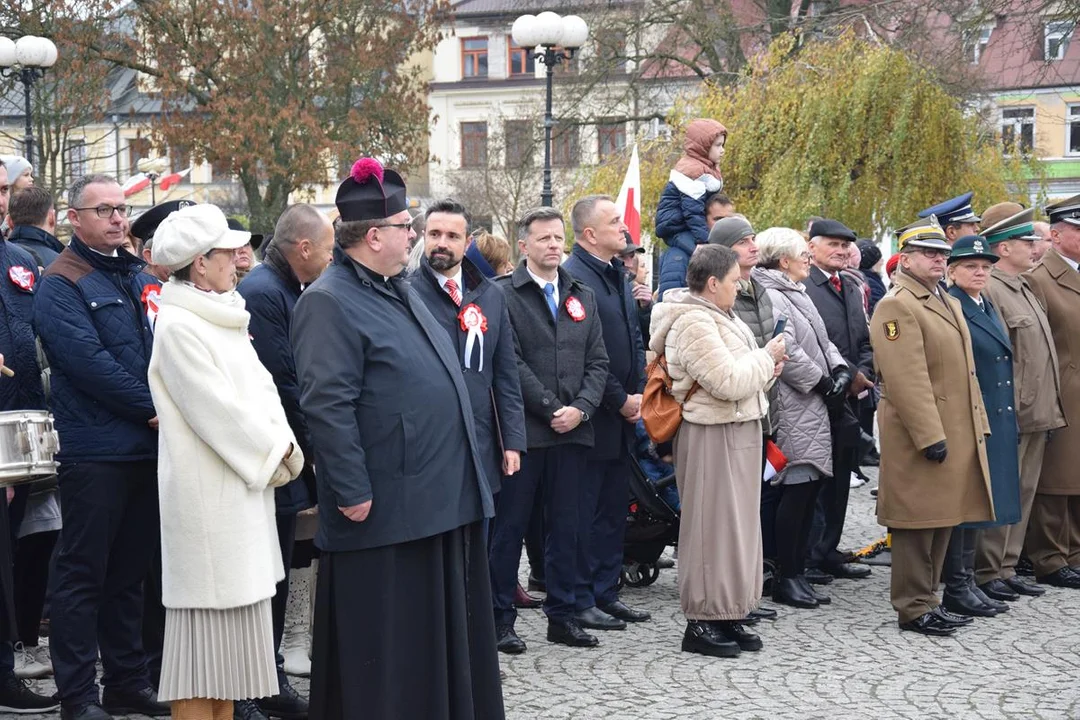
[[138, 157, 169, 206], [512, 12, 588, 207], [0, 36, 59, 168]]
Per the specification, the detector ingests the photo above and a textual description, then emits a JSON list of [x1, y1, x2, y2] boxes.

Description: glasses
[[74, 204, 130, 219], [915, 248, 950, 259], [376, 222, 413, 231]]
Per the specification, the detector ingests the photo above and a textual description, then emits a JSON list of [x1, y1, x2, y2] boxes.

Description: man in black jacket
[[802, 218, 875, 585], [237, 203, 334, 720], [6, 185, 63, 269], [562, 196, 650, 630], [292, 159, 502, 720], [490, 207, 609, 653]]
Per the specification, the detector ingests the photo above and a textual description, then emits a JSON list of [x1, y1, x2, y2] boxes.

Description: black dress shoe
[[102, 686, 169, 717], [656, 556, 676, 569], [711, 621, 763, 651], [942, 591, 997, 617], [527, 574, 546, 593], [547, 619, 599, 647], [969, 584, 1009, 612], [1036, 566, 1080, 589], [1015, 556, 1035, 577], [899, 611, 957, 636], [748, 607, 778, 621], [599, 600, 651, 623], [496, 624, 527, 654], [799, 576, 831, 604], [824, 562, 871, 580], [61, 703, 113, 720], [931, 606, 973, 627], [514, 583, 543, 608], [804, 568, 834, 585], [575, 606, 626, 630], [1004, 575, 1046, 597], [257, 676, 308, 719], [235, 700, 271, 720], [0, 671, 61, 714], [979, 578, 1020, 602], [681, 621, 740, 658], [772, 576, 819, 609]]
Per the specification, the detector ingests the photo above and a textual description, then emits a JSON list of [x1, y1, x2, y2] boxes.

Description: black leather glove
[[813, 375, 833, 397], [923, 440, 948, 464], [828, 368, 853, 398]]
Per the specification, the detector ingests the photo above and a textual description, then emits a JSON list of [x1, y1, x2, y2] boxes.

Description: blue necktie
[[543, 282, 557, 320]]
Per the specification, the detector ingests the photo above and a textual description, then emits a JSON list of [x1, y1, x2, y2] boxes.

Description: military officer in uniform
[[869, 220, 994, 636], [1023, 194, 1080, 589], [918, 192, 981, 245], [976, 207, 1065, 598]]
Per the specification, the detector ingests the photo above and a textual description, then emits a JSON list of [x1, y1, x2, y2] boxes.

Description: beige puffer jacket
[[649, 288, 775, 426]]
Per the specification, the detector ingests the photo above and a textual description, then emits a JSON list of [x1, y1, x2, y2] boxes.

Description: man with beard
[[292, 159, 503, 720], [236, 203, 335, 720]]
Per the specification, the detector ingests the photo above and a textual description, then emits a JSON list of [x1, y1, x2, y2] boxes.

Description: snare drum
[[0, 410, 60, 487]]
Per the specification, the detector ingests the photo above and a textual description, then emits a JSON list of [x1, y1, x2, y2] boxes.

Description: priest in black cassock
[[291, 158, 504, 720]]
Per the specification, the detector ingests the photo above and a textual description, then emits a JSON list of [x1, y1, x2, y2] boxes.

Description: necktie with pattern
[[829, 274, 842, 294], [445, 278, 462, 306]]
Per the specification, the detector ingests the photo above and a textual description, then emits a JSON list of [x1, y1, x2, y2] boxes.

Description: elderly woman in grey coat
[[752, 228, 849, 610]]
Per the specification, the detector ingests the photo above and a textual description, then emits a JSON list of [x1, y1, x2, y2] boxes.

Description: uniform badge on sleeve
[[883, 320, 900, 341]]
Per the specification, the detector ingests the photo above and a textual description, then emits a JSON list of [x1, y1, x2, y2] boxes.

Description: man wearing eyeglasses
[[869, 221, 993, 637], [32, 174, 168, 720]]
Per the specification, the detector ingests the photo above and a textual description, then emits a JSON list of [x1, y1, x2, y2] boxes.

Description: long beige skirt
[[674, 419, 763, 621], [157, 598, 278, 702]]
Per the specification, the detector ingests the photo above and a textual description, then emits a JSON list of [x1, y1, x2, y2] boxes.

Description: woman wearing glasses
[[869, 222, 994, 637]]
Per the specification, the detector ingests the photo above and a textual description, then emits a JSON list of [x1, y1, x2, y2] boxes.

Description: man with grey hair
[[562, 195, 650, 630], [490, 206, 609, 652], [33, 173, 168, 720], [236, 203, 334, 720], [1032, 220, 1052, 264]]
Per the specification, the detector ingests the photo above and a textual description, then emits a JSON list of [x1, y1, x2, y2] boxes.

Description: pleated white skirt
[[157, 599, 278, 702]]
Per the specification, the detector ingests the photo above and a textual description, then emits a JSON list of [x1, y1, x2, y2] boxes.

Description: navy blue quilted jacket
[[0, 241, 46, 412], [655, 181, 714, 298], [32, 237, 159, 462]]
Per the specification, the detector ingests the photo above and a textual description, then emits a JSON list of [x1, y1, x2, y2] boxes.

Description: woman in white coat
[[148, 204, 303, 720]]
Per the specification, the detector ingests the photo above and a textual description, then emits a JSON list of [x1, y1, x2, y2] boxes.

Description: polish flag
[[122, 172, 150, 197], [158, 167, 192, 192], [615, 144, 641, 245], [762, 439, 787, 482]]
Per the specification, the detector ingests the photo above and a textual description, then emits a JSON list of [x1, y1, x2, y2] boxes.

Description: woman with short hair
[[649, 244, 785, 658], [753, 228, 849, 610], [148, 204, 304, 720]]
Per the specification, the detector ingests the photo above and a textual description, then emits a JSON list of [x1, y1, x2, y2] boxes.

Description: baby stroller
[[622, 457, 679, 588]]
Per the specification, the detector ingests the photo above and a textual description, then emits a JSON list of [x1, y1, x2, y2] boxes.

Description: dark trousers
[[524, 498, 545, 583], [774, 480, 822, 578], [13, 529, 58, 646], [51, 461, 159, 706], [489, 444, 587, 625], [942, 526, 978, 597], [807, 441, 857, 570], [142, 548, 164, 689], [273, 512, 297, 682], [576, 454, 629, 611]]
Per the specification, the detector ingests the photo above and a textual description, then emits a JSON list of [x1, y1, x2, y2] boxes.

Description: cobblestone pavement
[[15, 468, 1080, 719]]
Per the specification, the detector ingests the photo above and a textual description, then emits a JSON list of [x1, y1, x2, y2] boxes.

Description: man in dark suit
[[410, 198, 527, 506], [292, 159, 503, 720], [490, 207, 609, 652], [802, 218, 875, 584], [562, 195, 650, 630]]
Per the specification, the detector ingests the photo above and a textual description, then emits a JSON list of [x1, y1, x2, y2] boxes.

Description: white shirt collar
[[526, 266, 558, 302], [585, 249, 612, 267], [436, 268, 463, 295], [1062, 254, 1080, 272], [86, 244, 119, 258]]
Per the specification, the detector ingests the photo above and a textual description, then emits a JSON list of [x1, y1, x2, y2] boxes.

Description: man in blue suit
[[563, 195, 650, 630]]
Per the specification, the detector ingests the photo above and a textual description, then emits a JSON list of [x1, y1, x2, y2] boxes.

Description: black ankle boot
[[772, 576, 819, 609], [681, 621, 740, 658], [711, 621, 763, 651]]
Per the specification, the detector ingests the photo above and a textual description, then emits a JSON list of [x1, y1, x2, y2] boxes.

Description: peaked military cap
[[895, 219, 950, 252], [1045, 193, 1080, 226], [918, 191, 980, 225], [130, 199, 197, 242], [980, 207, 1038, 245]]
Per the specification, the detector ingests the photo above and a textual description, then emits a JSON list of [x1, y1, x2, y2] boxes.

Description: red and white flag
[[159, 167, 192, 192], [763, 439, 788, 482], [615, 144, 641, 245], [122, 172, 150, 197]]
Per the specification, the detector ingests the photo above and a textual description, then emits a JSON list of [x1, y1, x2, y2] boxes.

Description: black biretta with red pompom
[[335, 157, 409, 222]]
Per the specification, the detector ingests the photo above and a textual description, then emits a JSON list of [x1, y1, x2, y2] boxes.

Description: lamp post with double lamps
[[0, 35, 59, 168], [511, 12, 588, 207]]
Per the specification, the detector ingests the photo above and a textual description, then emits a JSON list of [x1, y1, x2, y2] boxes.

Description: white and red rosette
[[565, 296, 586, 322], [141, 284, 162, 325], [457, 303, 488, 371], [8, 265, 35, 291]]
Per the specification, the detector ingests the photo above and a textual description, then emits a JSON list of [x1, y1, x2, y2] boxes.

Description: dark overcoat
[[561, 245, 645, 461], [495, 262, 609, 450], [291, 248, 494, 553], [948, 286, 1021, 527], [410, 256, 526, 494]]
